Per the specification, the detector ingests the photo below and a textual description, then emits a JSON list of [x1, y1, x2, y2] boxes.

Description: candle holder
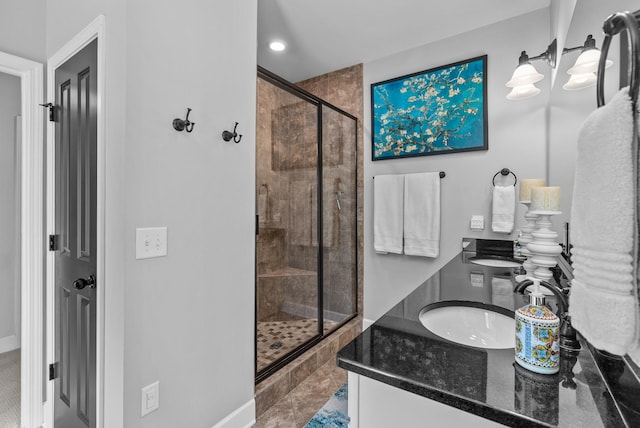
[[526, 210, 563, 281], [518, 201, 539, 274]]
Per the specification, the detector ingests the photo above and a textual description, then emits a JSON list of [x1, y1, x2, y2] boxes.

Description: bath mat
[[304, 383, 348, 428]]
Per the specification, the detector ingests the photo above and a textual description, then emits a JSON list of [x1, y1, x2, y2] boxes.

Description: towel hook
[[492, 168, 517, 186], [173, 108, 195, 133], [222, 122, 243, 143]]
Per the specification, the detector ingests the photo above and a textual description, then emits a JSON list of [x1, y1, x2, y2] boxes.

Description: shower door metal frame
[[255, 66, 358, 383]]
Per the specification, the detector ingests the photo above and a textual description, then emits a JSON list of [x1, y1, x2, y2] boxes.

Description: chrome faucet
[[514, 278, 581, 351]]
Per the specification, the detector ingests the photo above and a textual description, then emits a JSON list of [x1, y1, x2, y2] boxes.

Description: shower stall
[[255, 67, 358, 381]]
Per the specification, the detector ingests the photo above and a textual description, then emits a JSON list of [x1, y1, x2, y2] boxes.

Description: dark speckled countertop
[[337, 245, 638, 427]]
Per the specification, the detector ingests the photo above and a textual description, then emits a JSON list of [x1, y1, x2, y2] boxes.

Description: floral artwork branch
[[372, 55, 488, 160]]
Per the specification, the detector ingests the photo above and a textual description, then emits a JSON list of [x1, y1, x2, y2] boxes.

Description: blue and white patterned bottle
[[515, 278, 559, 374]]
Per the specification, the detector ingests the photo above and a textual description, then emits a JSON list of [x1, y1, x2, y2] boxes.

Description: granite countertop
[[337, 245, 638, 427]]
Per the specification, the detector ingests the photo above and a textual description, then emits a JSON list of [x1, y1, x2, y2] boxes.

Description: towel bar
[[373, 171, 445, 179]]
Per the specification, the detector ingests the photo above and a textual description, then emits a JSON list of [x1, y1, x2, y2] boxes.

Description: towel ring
[[598, 11, 640, 108], [492, 168, 517, 186]]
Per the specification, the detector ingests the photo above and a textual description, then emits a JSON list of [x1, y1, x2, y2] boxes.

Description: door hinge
[[39, 102, 55, 122], [49, 234, 59, 251], [49, 362, 58, 380], [256, 214, 259, 235]]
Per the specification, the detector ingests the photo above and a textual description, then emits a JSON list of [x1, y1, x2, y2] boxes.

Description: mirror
[[258, 0, 636, 242], [549, 0, 635, 234]]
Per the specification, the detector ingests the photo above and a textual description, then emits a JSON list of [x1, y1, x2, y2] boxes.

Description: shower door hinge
[[40, 102, 55, 122], [49, 362, 58, 380], [49, 234, 59, 251]]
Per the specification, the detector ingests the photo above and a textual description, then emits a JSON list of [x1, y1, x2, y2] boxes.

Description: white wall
[[363, 9, 551, 321], [122, 1, 256, 426], [0, 72, 21, 350], [0, 0, 46, 62], [45, 0, 257, 426]]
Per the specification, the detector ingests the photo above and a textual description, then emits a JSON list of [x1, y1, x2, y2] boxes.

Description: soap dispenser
[[515, 278, 559, 374]]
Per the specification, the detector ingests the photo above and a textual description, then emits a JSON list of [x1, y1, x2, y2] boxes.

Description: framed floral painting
[[371, 55, 488, 160]]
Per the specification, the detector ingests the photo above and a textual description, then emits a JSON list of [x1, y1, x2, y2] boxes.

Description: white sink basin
[[418, 302, 515, 349], [469, 258, 521, 268]]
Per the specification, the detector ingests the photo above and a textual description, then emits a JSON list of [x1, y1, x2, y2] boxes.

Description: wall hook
[[222, 122, 242, 143], [173, 108, 195, 133]]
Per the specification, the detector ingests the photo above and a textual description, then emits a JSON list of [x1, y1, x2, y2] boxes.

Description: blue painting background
[[372, 57, 486, 160]]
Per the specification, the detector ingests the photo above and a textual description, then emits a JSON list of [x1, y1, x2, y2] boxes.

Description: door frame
[[45, 15, 106, 428], [0, 50, 44, 428]]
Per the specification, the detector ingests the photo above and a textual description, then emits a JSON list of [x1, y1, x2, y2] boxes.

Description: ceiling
[[257, 0, 551, 83]]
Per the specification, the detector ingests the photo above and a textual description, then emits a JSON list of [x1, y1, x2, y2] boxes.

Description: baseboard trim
[[211, 398, 255, 428], [0, 335, 19, 354], [363, 318, 375, 329]]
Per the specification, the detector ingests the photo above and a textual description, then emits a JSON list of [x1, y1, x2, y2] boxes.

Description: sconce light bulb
[[563, 72, 597, 90], [567, 49, 612, 75], [269, 40, 286, 52], [507, 83, 541, 100], [506, 63, 544, 87]]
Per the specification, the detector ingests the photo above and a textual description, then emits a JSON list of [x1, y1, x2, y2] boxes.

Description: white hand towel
[[491, 276, 514, 311], [373, 174, 404, 254], [403, 172, 440, 258], [568, 87, 637, 357], [491, 185, 515, 233]]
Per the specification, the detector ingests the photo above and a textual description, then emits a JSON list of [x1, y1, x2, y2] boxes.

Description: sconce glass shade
[[567, 49, 612, 75], [507, 83, 541, 100], [506, 63, 544, 87], [563, 72, 597, 90]]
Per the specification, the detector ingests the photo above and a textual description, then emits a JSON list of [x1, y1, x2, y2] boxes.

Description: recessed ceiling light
[[269, 40, 286, 52]]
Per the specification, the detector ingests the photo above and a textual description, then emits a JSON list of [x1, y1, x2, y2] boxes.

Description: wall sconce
[[506, 35, 613, 100], [562, 35, 612, 90]]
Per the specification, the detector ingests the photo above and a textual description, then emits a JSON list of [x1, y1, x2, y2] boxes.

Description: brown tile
[[254, 395, 297, 428], [255, 370, 290, 417], [290, 352, 318, 386], [316, 336, 338, 366], [289, 368, 336, 427]]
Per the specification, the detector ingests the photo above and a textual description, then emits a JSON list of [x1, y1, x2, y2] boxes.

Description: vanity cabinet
[[348, 373, 503, 428]]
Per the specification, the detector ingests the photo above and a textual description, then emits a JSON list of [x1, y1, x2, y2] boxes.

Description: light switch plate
[[136, 227, 168, 259], [470, 272, 485, 287], [470, 215, 484, 230], [141, 381, 160, 416]]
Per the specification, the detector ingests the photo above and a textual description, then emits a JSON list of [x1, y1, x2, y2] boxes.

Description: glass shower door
[[321, 105, 358, 330], [255, 75, 321, 377]]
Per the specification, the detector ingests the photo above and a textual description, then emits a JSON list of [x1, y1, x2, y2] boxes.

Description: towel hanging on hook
[[492, 168, 517, 186]]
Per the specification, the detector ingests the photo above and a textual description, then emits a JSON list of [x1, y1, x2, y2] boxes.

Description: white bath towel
[[403, 172, 440, 258], [568, 87, 638, 356], [491, 185, 515, 234], [373, 174, 404, 254]]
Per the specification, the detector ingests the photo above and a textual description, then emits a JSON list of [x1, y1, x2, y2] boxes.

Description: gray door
[[53, 39, 97, 428]]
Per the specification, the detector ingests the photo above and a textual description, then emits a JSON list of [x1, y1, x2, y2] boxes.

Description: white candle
[[519, 179, 545, 202], [530, 186, 561, 212]]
